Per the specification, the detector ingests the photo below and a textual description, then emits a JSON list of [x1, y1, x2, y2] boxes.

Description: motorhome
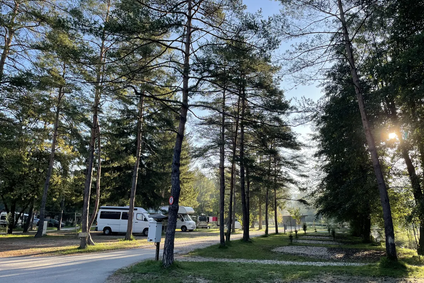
[[160, 206, 196, 232], [96, 206, 154, 235]]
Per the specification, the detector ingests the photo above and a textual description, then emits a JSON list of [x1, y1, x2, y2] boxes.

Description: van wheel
[[142, 228, 148, 236], [103, 227, 112, 235], [181, 226, 187, 232]]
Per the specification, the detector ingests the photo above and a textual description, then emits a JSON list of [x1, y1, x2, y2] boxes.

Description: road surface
[[0, 230, 264, 283]]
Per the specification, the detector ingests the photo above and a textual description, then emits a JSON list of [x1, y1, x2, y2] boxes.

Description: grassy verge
[[118, 260, 424, 283], [116, 233, 424, 282]]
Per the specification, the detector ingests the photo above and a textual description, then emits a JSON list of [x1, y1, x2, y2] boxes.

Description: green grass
[[190, 233, 322, 262], [119, 259, 424, 283], [118, 232, 424, 282]]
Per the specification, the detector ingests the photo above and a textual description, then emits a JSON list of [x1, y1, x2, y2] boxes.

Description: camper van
[[96, 206, 154, 236], [160, 206, 196, 232], [0, 212, 7, 226]]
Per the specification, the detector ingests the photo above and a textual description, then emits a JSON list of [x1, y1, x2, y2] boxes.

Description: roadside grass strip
[[177, 256, 369, 266]]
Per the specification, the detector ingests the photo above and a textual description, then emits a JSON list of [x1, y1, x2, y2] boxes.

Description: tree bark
[[23, 200, 34, 233], [58, 193, 64, 231], [265, 155, 270, 236], [337, 0, 397, 260], [219, 88, 226, 246], [79, 0, 110, 248], [258, 200, 263, 230], [162, 0, 192, 268], [126, 93, 145, 240], [226, 96, 240, 243], [88, 125, 102, 245], [246, 166, 250, 232], [273, 158, 278, 234], [0, 1, 18, 82], [239, 91, 249, 241], [35, 84, 64, 238], [274, 188, 278, 234], [386, 97, 424, 254]]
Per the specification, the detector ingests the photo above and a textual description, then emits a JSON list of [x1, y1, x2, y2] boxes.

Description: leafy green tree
[[279, 0, 398, 260]]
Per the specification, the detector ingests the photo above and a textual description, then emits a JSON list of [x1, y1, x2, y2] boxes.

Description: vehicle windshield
[[182, 214, 192, 221]]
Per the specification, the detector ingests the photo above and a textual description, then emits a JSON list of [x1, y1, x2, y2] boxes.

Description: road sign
[[169, 196, 174, 205]]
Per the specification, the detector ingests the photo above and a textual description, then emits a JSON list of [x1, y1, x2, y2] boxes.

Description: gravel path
[[300, 236, 334, 240], [176, 256, 368, 266], [294, 239, 341, 245]]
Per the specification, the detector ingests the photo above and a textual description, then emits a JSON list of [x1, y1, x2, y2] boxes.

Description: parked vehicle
[[96, 206, 154, 236], [160, 206, 196, 232], [233, 220, 242, 229], [47, 219, 64, 228], [197, 214, 210, 229], [0, 212, 7, 227], [0, 212, 28, 227]]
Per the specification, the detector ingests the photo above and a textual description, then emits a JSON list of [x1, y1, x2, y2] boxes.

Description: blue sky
[[242, 0, 323, 139]]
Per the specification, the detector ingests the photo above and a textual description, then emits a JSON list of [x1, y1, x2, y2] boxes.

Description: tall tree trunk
[[226, 96, 240, 243], [35, 84, 64, 238], [162, 0, 192, 268], [246, 167, 250, 232], [7, 204, 16, 234], [232, 182, 236, 233], [386, 97, 424, 254], [79, 0, 110, 248], [239, 91, 249, 242], [265, 155, 270, 236], [273, 160, 278, 234], [126, 93, 145, 240], [58, 193, 64, 231], [274, 188, 278, 234], [88, 125, 102, 245], [258, 201, 263, 230], [337, 0, 397, 260], [0, 1, 18, 82], [23, 200, 34, 233], [219, 88, 226, 246]]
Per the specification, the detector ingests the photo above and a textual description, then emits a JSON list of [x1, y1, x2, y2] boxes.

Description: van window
[[121, 212, 128, 220], [136, 213, 143, 221], [99, 211, 121, 219]]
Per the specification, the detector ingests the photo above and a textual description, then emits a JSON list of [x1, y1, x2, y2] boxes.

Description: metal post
[[155, 242, 160, 261]]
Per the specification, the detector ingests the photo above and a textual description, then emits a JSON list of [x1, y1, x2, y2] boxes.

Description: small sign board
[[79, 232, 88, 238], [169, 196, 174, 205]]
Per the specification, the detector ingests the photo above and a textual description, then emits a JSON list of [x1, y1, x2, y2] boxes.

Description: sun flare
[[388, 132, 397, 139]]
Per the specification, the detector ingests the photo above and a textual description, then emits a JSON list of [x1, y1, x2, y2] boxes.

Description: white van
[[96, 206, 154, 236], [0, 212, 7, 226], [160, 206, 196, 232]]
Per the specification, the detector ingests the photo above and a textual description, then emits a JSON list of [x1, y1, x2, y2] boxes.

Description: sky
[[241, 0, 323, 204], [242, 0, 323, 140], [189, 0, 324, 192]]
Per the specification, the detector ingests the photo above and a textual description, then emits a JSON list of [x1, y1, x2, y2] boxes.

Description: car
[[47, 219, 64, 228]]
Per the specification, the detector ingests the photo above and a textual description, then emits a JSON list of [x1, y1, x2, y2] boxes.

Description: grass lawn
[[114, 233, 424, 283]]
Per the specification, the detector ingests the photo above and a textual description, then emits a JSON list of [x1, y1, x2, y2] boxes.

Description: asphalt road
[[0, 230, 264, 283]]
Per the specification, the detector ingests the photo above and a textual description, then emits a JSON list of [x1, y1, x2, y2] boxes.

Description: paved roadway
[[0, 230, 264, 283]]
